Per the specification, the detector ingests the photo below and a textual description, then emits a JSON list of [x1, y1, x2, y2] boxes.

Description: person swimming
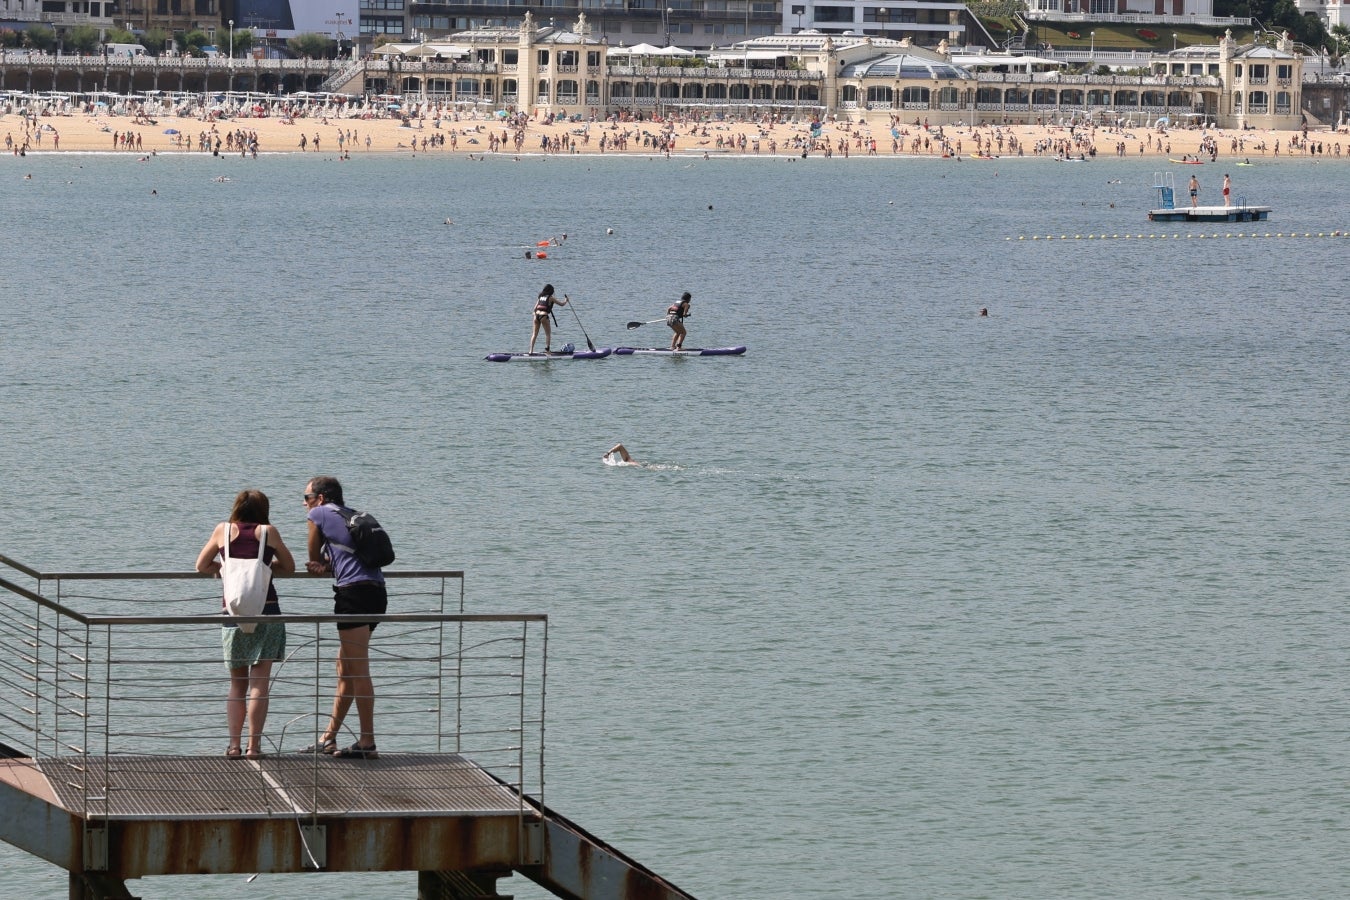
[[602, 444, 641, 467]]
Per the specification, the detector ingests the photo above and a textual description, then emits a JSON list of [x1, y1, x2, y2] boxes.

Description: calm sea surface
[[2, 147, 1350, 899]]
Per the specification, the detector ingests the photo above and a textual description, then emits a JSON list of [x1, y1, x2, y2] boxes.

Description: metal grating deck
[[37, 753, 529, 820]]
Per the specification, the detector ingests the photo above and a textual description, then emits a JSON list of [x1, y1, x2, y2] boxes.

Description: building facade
[[783, 0, 988, 48], [365, 22, 1302, 129], [403, 0, 782, 50]]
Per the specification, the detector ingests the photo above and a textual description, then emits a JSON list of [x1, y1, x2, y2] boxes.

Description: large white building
[[1294, 0, 1350, 29], [781, 1, 987, 47]]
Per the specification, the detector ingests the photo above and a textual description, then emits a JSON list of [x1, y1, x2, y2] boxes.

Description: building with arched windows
[[367, 18, 1303, 129]]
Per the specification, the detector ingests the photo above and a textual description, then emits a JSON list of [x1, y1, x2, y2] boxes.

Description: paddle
[[626, 318, 666, 330], [564, 295, 597, 352]]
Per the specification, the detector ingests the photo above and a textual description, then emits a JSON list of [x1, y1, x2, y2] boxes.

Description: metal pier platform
[[0, 561, 697, 900]]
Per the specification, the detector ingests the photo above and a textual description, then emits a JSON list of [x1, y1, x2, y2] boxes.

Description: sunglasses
[[303, 492, 318, 501]]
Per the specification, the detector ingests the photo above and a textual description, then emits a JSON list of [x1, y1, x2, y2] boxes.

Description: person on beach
[[1222, 173, 1231, 207], [1189, 174, 1199, 208], [667, 291, 692, 351], [301, 476, 387, 760], [195, 489, 296, 760], [529, 283, 568, 354]]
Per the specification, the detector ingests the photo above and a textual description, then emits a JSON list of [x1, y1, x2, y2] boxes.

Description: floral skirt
[[221, 622, 286, 671]]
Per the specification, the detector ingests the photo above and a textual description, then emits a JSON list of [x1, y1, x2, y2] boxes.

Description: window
[[360, 17, 404, 33], [814, 5, 852, 22]]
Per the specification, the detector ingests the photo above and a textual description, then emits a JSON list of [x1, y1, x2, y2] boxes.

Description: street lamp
[[876, 6, 890, 38], [228, 19, 234, 61], [1089, 30, 1095, 57], [664, 6, 673, 47], [1172, 33, 1178, 52]]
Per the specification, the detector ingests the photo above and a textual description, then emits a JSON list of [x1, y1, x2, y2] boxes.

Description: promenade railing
[[0, 555, 547, 823]]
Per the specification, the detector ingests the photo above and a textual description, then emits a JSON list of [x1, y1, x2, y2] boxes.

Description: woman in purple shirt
[[301, 475, 387, 759]]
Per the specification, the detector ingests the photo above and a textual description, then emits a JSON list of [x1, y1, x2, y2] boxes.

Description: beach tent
[[659, 45, 695, 56], [621, 42, 665, 56]]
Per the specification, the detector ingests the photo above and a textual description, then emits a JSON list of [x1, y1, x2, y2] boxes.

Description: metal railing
[[0, 555, 547, 825]]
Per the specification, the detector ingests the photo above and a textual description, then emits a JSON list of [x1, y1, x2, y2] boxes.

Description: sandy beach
[[0, 102, 1340, 160]]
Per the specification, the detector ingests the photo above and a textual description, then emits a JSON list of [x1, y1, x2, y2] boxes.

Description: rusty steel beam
[[417, 867, 514, 899], [69, 872, 139, 900], [105, 814, 527, 878], [0, 764, 82, 871], [517, 806, 698, 900]]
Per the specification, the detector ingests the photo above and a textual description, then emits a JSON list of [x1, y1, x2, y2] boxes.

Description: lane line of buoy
[[1008, 232, 1348, 240]]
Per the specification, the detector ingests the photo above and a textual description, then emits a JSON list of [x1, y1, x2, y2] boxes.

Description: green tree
[[66, 24, 100, 55], [103, 27, 136, 45], [229, 28, 254, 57], [0, 29, 19, 49], [142, 28, 170, 55], [288, 32, 335, 59], [26, 25, 56, 52], [1331, 23, 1350, 62], [180, 28, 209, 55]]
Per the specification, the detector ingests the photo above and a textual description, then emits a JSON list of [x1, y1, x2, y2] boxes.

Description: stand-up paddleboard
[[485, 347, 613, 362], [614, 346, 746, 357]]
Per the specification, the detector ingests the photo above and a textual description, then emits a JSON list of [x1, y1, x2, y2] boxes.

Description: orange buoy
[[536, 251, 548, 259], [536, 240, 550, 247]]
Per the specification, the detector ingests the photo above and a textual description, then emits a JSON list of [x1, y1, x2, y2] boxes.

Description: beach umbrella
[[164, 128, 179, 134]]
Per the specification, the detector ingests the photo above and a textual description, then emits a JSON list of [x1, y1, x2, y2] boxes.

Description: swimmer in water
[[602, 444, 641, 467]]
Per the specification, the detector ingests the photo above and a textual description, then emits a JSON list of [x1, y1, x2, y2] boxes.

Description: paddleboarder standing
[[529, 283, 568, 355], [667, 291, 692, 351]]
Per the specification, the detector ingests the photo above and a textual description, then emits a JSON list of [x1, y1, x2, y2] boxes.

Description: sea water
[[2, 148, 1350, 899]]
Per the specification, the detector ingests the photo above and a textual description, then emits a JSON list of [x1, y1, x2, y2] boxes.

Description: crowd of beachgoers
[[1, 89, 1341, 160]]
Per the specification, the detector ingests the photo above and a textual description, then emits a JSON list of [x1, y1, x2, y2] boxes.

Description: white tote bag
[[221, 523, 270, 634]]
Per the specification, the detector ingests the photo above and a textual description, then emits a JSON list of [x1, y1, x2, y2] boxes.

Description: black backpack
[[336, 507, 396, 569]]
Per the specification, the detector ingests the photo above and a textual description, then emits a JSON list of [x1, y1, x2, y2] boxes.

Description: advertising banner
[[239, 0, 359, 42]]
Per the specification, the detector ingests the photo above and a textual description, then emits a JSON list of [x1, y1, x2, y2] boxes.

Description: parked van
[[106, 43, 149, 58]]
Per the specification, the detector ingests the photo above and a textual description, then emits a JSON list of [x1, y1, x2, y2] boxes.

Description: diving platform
[[1148, 171, 1271, 223], [0, 558, 696, 900]]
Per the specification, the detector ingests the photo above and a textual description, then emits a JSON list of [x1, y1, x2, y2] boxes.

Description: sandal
[[298, 737, 337, 755], [225, 746, 242, 759], [244, 749, 268, 760], [334, 742, 379, 760]]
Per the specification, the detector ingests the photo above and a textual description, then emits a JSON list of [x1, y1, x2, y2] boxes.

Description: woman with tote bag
[[195, 489, 296, 759]]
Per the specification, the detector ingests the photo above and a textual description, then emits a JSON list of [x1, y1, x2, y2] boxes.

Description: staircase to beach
[[319, 59, 365, 94]]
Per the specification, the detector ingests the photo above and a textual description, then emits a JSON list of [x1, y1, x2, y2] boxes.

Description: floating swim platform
[[1147, 171, 1270, 223]]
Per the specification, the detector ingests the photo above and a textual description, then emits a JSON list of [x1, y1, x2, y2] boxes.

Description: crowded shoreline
[[1, 93, 1343, 159]]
